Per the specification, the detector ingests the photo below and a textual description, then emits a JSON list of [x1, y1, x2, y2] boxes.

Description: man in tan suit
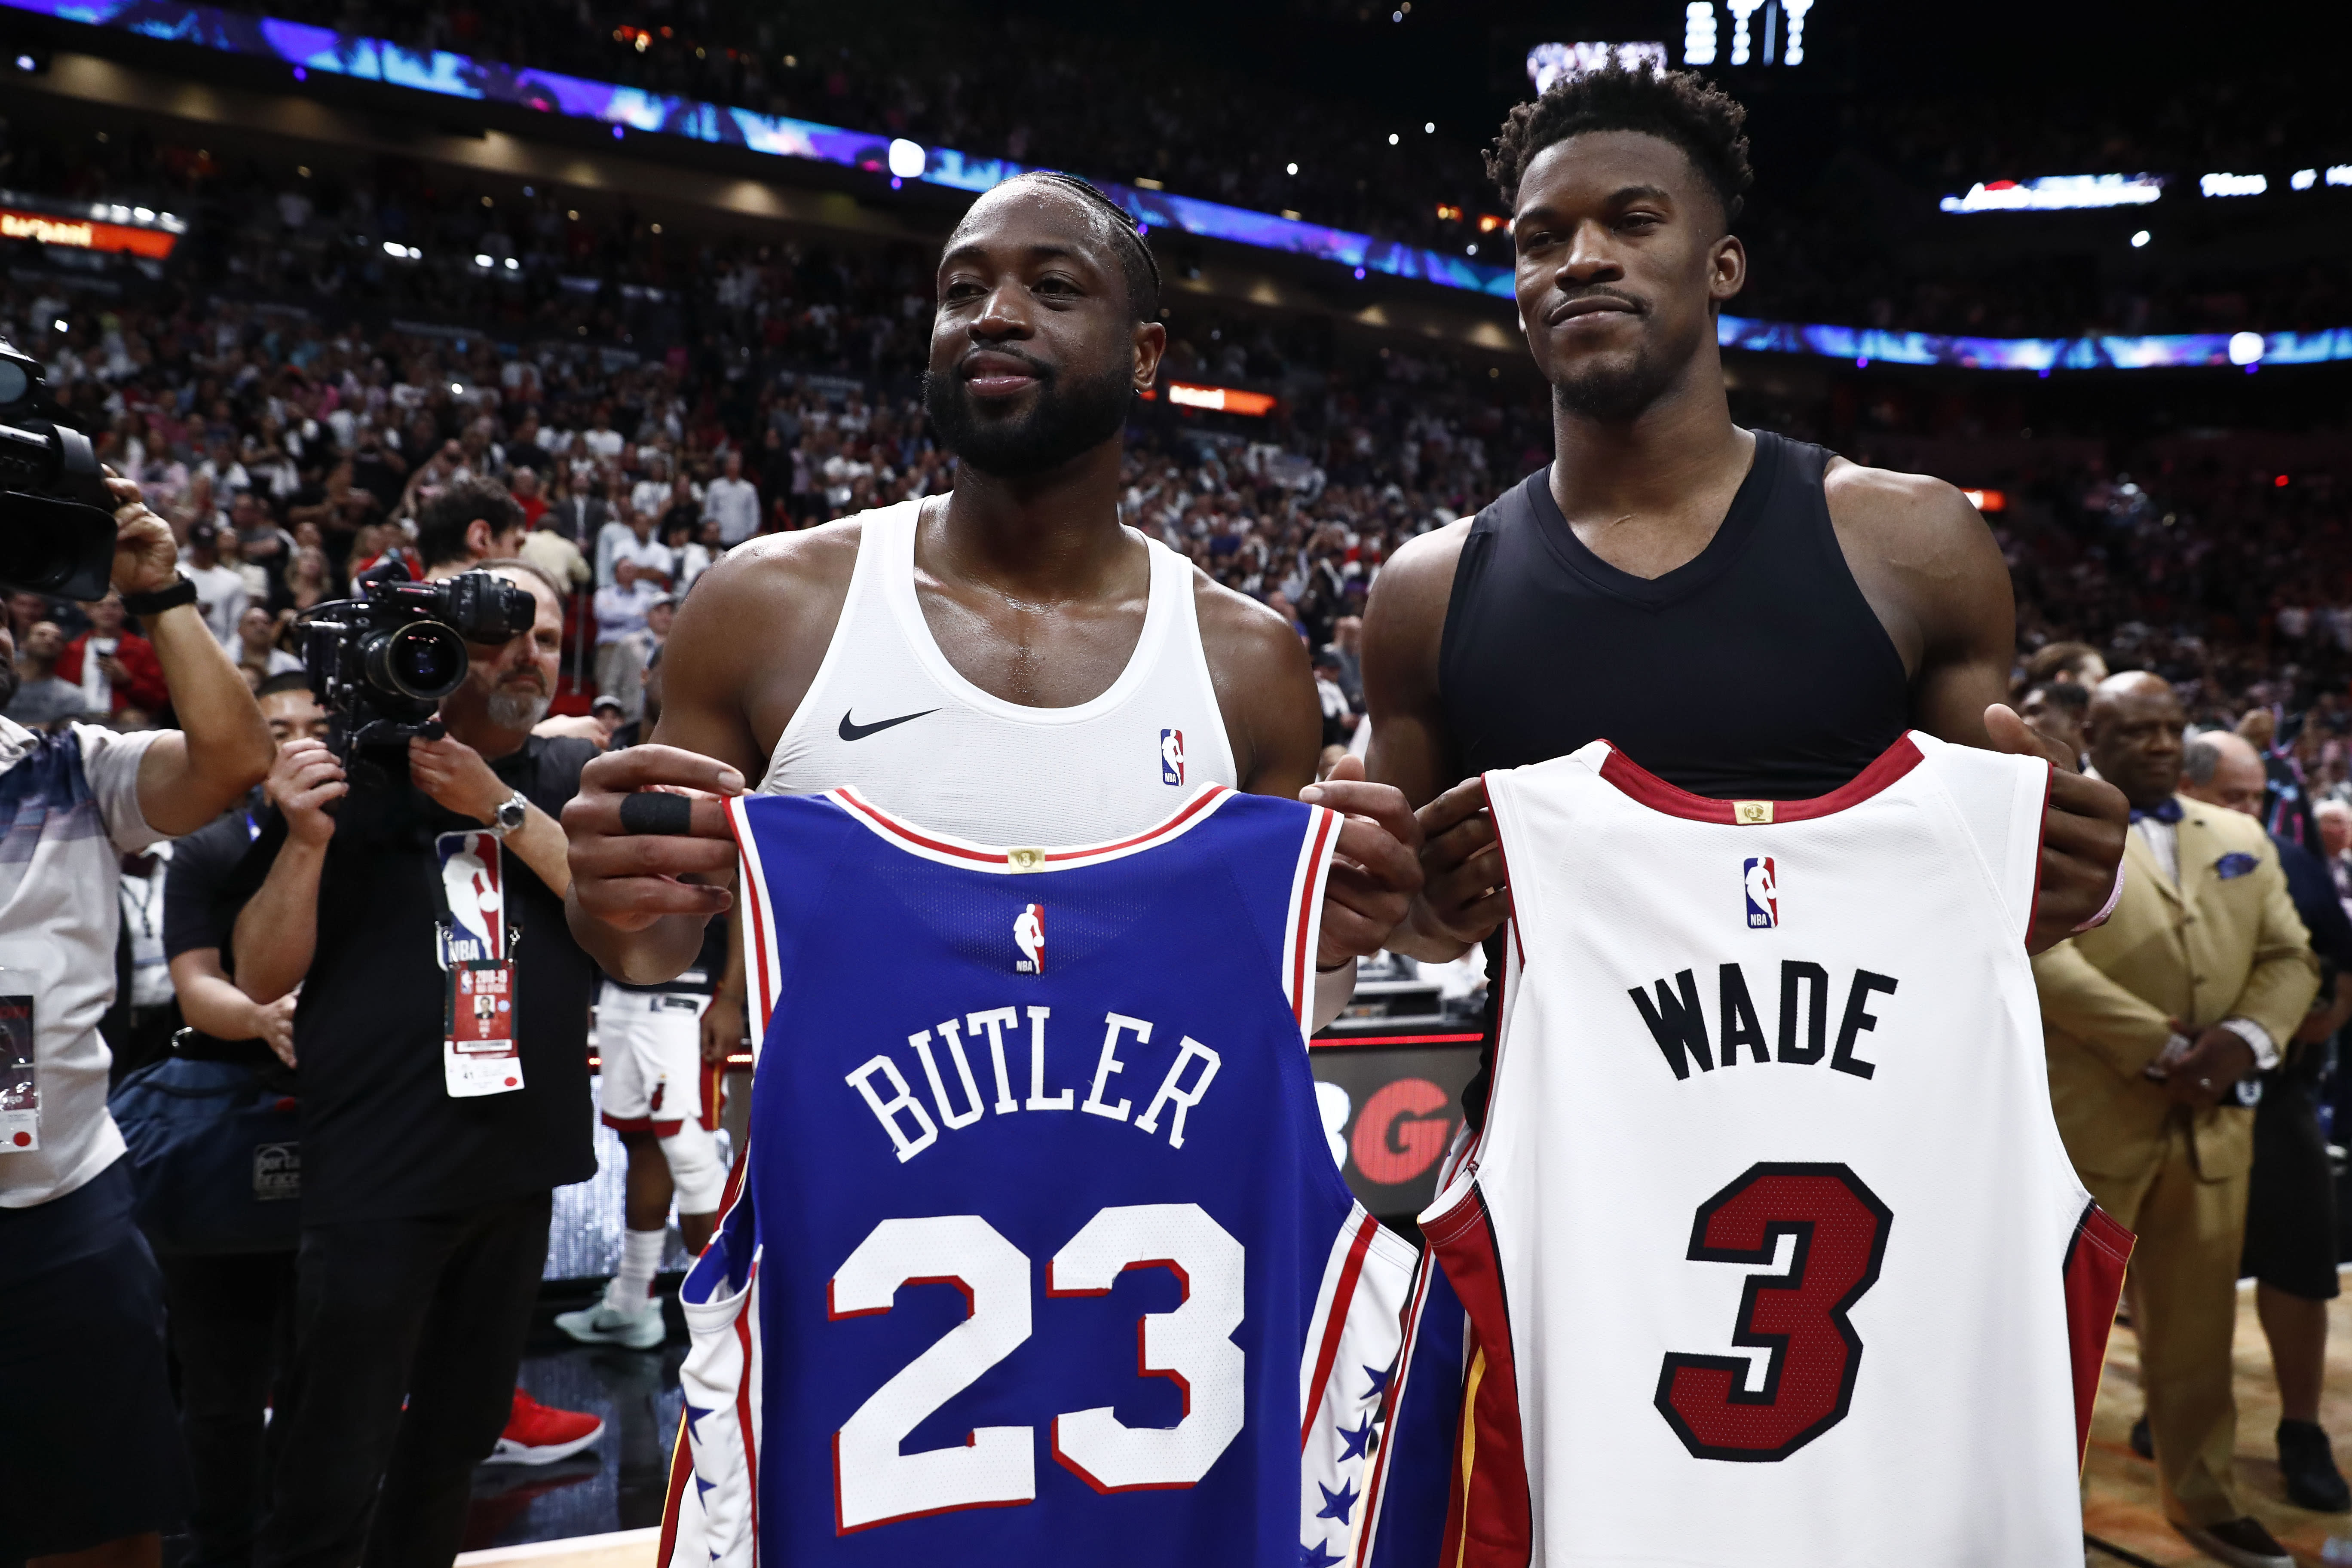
[[2035, 673, 2319, 1568]]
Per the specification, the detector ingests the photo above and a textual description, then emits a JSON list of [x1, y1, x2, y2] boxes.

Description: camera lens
[[361, 622, 470, 702]]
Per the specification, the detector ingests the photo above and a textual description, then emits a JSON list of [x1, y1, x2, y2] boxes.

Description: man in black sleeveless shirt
[[1365, 64, 2126, 980]]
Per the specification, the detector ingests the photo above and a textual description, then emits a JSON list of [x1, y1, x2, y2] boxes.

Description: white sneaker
[[554, 1294, 666, 1350]]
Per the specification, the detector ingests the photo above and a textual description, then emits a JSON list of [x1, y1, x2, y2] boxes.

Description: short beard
[[924, 357, 1133, 478], [486, 689, 550, 730], [1550, 343, 1678, 423]]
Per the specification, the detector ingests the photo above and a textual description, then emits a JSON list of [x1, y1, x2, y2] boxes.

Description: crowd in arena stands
[[1, 114, 2346, 757], [230, 0, 2352, 340]]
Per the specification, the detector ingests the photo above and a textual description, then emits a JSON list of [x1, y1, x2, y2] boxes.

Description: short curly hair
[[1486, 62, 1753, 226]]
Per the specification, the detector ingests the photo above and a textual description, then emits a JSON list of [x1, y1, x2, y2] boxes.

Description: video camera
[[0, 337, 120, 601], [299, 559, 536, 769]]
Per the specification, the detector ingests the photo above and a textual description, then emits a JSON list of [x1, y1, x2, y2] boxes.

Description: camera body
[[300, 560, 536, 768], [0, 338, 119, 602]]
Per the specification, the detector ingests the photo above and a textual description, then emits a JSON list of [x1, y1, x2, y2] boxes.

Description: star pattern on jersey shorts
[[1317, 1479, 1360, 1525], [1361, 1362, 1393, 1403], [1337, 1412, 1378, 1462], [1301, 1538, 1348, 1568]]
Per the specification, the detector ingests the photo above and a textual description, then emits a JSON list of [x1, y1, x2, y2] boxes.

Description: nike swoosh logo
[[838, 707, 940, 742]]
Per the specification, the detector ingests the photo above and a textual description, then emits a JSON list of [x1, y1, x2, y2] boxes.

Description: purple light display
[[8, 0, 2350, 371]]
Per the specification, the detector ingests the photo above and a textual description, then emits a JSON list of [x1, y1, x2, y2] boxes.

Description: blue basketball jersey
[[660, 784, 1420, 1568]]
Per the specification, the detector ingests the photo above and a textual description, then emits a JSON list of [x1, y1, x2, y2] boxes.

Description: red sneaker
[[487, 1387, 606, 1465]]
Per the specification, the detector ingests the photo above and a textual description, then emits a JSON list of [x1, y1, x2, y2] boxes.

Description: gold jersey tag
[[1733, 801, 1775, 826], [1007, 848, 1046, 872]]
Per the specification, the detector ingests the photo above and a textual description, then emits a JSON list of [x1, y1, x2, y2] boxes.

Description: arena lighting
[[885, 138, 924, 179], [2199, 172, 2267, 197], [12, 0, 2352, 340], [0, 204, 177, 257], [2132, 230, 2150, 247], [2228, 331, 2265, 366], [1153, 382, 1278, 416], [1961, 490, 2007, 512], [1939, 174, 2165, 214], [1525, 41, 1668, 95], [1725, 0, 1762, 66], [1780, 0, 1812, 64], [2292, 169, 2317, 191], [1683, 1, 1718, 65]]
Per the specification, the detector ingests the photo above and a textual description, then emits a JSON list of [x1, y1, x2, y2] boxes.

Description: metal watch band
[[487, 790, 530, 837]]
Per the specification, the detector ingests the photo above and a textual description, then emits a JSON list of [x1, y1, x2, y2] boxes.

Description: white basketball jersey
[[762, 500, 1237, 842], [1411, 732, 2129, 1568]]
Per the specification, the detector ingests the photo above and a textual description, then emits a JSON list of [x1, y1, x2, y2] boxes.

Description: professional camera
[[299, 559, 536, 766], [0, 337, 119, 601]]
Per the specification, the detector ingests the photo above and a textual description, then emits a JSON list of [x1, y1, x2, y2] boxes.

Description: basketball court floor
[[459, 1277, 2352, 1567]]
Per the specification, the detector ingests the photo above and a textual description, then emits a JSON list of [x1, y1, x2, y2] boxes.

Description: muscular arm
[[1360, 523, 1501, 963], [1824, 461, 2128, 951], [563, 525, 858, 983]]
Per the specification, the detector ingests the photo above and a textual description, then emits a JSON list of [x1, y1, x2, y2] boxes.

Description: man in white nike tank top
[[562, 169, 1420, 1025]]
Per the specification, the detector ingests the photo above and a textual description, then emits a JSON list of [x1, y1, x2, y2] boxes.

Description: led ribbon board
[[8, 0, 2350, 369]]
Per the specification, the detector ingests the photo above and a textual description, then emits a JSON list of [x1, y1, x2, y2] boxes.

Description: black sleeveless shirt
[[1439, 431, 1909, 795], [1437, 431, 1911, 1128]]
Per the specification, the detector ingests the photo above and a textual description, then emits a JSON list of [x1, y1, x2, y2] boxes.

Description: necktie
[[2131, 799, 2184, 825]]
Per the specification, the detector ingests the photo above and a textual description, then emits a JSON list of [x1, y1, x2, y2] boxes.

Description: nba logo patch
[[1160, 728, 1185, 786], [1014, 902, 1045, 974], [1743, 856, 1778, 929]]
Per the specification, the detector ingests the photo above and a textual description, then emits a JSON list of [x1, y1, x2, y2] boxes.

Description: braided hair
[[995, 170, 1163, 323]]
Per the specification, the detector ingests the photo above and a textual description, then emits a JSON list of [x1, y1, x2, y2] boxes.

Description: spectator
[[597, 505, 674, 591], [544, 472, 609, 551], [2239, 707, 2323, 855], [1313, 647, 1354, 748], [1329, 614, 1365, 710], [63, 591, 171, 724], [7, 620, 92, 728], [2178, 730, 2352, 1512], [2018, 680, 2090, 769], [520, 509, 592, 594], [593, 569, 667, 721], [702, 447, 760, 548], [2317, 799, 2352, 905], [662, 513, 713, 596], [2033, 674, 2318, 1567], [508, 465, 549, 530], [150, 675, 320, 1568], [234, 606, 303, 687], [416, 477, 529, 582], [231, 560, 606, 1568], [182, 521, 250, 650], [628, 452, 674, 524], [0, 476, 275, 1568], [2022, 640, 2109, 689], [283, 545, 334, 613]]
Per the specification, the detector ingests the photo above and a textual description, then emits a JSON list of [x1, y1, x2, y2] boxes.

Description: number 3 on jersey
[[1654, 1163, 1892, 1463], [829, 1203, 1246, 1532]]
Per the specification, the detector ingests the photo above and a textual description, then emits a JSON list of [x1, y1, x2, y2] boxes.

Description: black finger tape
[[619, 791, 695, 836]]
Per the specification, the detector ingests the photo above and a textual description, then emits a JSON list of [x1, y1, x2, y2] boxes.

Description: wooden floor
[[457, 1286, 2352, 1568], [2088, 1282, 2352, 1565]]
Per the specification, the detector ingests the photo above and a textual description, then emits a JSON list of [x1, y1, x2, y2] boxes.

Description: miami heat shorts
[[596, 982, 709, 1137]]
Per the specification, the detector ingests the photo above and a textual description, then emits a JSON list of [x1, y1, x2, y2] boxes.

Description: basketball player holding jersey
[[562, 172, 1419, 1067], [1363, 64, 2127, 1004]]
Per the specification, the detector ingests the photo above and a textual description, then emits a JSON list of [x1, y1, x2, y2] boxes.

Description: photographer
[[0, 475, 275, 1567], [232, 560, 603, 1568]]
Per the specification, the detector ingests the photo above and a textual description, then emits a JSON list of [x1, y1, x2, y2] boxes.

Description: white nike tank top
[[760, 499, 1238, 842]]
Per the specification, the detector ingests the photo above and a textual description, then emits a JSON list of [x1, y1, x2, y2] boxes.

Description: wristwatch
[[485, 790, 530, 838], [121, 576, 199, 617]]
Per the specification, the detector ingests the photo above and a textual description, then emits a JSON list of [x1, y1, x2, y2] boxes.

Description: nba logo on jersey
[[1743, 855, 1778, 928], [1160, 728, 1185, 785], [1014, 901, 1044, 972]]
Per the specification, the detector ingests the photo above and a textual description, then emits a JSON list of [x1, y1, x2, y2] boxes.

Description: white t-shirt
[[703, 475, 761, 546], [0, 721, 167, 1208], [181, 559, 249, 649]]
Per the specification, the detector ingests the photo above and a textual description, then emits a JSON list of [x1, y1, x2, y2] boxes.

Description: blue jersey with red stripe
[[661, 784, 1420, 1568]]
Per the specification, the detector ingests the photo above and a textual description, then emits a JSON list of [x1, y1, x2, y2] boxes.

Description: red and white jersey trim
[[830, 782, 1237, 872], [1280, 805, 1341, 1034]]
